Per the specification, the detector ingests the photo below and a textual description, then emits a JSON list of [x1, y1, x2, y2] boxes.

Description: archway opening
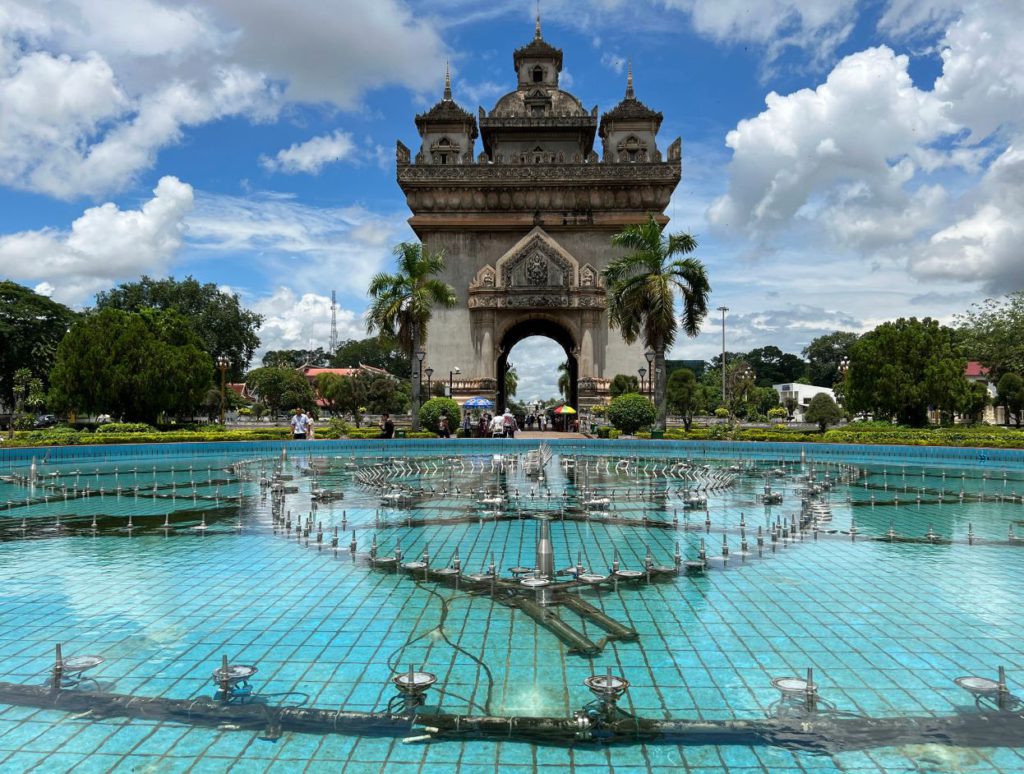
[[496, 319, 578, 418]]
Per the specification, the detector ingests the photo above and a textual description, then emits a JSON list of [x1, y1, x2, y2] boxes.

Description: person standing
[[290, 408, 308, 441], [379, 413, 395, 439], [439, 415, 451, 438], [306, 411, 316, 440]]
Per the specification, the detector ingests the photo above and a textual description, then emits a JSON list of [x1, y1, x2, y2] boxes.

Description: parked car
[[33, 414, 58, 428]]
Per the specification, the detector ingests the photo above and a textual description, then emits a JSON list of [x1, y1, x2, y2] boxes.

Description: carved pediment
[[494, 227, 579, 288], [469, 264, 497, 289]]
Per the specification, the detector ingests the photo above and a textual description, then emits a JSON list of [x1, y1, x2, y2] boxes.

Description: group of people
[[525, 412, 547, 431], [290, 408, 316, 440], [468, 410, 519, 438]]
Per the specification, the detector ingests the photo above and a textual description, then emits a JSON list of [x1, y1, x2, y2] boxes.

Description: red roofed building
[[964, 361, 1002, 424]]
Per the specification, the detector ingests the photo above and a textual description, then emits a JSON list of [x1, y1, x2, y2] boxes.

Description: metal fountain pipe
[[535, 517, 554, 580]]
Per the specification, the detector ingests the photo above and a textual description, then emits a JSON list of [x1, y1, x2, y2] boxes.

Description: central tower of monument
[[396, 20, 681, 409]]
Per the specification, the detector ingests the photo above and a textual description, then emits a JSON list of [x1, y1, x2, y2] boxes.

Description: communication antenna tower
[[329, 290, 338, 354]]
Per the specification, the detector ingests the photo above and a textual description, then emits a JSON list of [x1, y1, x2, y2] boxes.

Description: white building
[[773, 383, 836, 421]]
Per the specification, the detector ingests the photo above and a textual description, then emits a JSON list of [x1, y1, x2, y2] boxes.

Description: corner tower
[[396, 23, 682, 410]]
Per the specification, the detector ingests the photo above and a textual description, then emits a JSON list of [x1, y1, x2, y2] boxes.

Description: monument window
[[532, 66, 544, 83]]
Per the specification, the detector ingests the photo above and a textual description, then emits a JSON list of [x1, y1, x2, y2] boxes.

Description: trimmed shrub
[[96, 422, 153, 434], [607, 393, 656, 435], [419, 397, 461, 434]]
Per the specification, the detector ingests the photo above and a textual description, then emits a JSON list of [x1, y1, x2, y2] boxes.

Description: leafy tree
[[997, 373, 1024, 427], [0, 281, 78, 409], [845, 317, 969, 427], [419, 397, 460, 434], [330, 337, 411, 378], [557, 361, 571, 399], [604, 215, 710, 430], [744, 346, 808, 386], [956, 292, 1024, 379], [12, 368, 46, 429], [364, 373, 408, 415], [49, 309, 212, 423], [961, 381, 990, 425], [607, 393, 657, 435], [367, 243, 457, 430], [95, 276, 263, 380], [804, 393, 843, 432], [245, 367, 316, 419], [666, 368, 701, 430], [609, 373, 640, 398], [263, 348, 329, 368], [802, 331, 861, 387], [505, 365, 519, 399]]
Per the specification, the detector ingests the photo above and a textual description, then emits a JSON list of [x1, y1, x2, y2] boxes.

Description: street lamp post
[[425, 367, 434, 398], [416, 348, 426, 401], [638, 367, 647, 396], [449, 367, 460, 399], [216, 355, 230, 426], [644, 349, 655, 399]]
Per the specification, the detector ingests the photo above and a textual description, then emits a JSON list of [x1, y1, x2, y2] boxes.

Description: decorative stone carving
[[470, 264, 497, 289], [579, 264, 598, 287], [495, 228, 578, 287], [525, 254, 549, 285], [396, 140, 411, 165]]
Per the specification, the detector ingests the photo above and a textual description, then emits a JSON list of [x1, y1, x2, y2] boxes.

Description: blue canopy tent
[[463, 396, 494, 409]]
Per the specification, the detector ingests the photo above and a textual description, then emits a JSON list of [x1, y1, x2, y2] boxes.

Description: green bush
[[607, 393, 656, 435], [714, 407, 729, 418], [419, 397, 461, 434], [96, 422, 153, 434], [768, 407, 788, 419]]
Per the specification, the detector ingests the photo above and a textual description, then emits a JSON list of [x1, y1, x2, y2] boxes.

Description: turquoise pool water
[[1, 439, 1022, 773]]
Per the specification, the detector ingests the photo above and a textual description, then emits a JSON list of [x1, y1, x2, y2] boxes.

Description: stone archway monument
[[396, 20, 681, 410]]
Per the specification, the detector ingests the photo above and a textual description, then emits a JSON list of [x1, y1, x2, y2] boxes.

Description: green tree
[[744, 346, 807, 386], [0, 281, 78, 409], [666, 368, 701, 430], [845, 317, 969, 427], [263, 348, 329, 368], [330, 337, 411, 379], [244, 367, 316, 419], [802, 331, 861, 387], [956, 292, 1024, 379], [49, 309, 212, 423], [607, 392, 657, 435], [604, 215, 711, 430], [609, 373, 640, 398], [997, 373, 1024, 427], [505, 365, 519, 399], [367, 243, 457, 430], [419, 397, 460, 434], [961, 381, 990, 424], [95, 276, 263, 381], [12, 368, 46, 429], [557, 361, 571, 399], [804, 393, 843, 432]]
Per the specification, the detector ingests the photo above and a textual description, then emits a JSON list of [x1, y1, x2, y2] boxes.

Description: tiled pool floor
[[1, 447, 1023, 772]]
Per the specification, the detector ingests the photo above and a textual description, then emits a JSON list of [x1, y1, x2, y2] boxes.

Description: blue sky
[[0, 0, 1021, 400]]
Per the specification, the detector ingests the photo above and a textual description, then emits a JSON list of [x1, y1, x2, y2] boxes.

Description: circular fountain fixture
[[392, 669, 437, 707], [211, 657, 258, 701], [955, 667, 1016, 710], [577, 572, 607, 584], [584, 671, 630, 714]]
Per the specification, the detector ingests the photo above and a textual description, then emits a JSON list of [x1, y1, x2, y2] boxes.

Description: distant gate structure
[[396, 19, 682, 410]]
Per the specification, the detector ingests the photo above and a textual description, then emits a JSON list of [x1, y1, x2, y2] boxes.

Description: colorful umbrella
[[553, 405, 577, 414], [463, 396, 494, 408]]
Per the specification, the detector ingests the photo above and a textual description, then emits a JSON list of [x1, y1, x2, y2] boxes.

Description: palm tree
[[556, 361, 571, 399], [603, 215, 711, 430], [367, 242, 456, 430], [505, 364, 519, 399]]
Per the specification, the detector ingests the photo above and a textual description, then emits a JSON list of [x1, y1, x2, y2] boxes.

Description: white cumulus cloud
[[0, 175, 194, 303], [261, 131, 356, 175]]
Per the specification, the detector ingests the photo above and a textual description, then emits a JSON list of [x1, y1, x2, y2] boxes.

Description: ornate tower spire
[[535, 0, 542, 39], [443, 61, 452, 101], [625, 60, 634, 100]]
